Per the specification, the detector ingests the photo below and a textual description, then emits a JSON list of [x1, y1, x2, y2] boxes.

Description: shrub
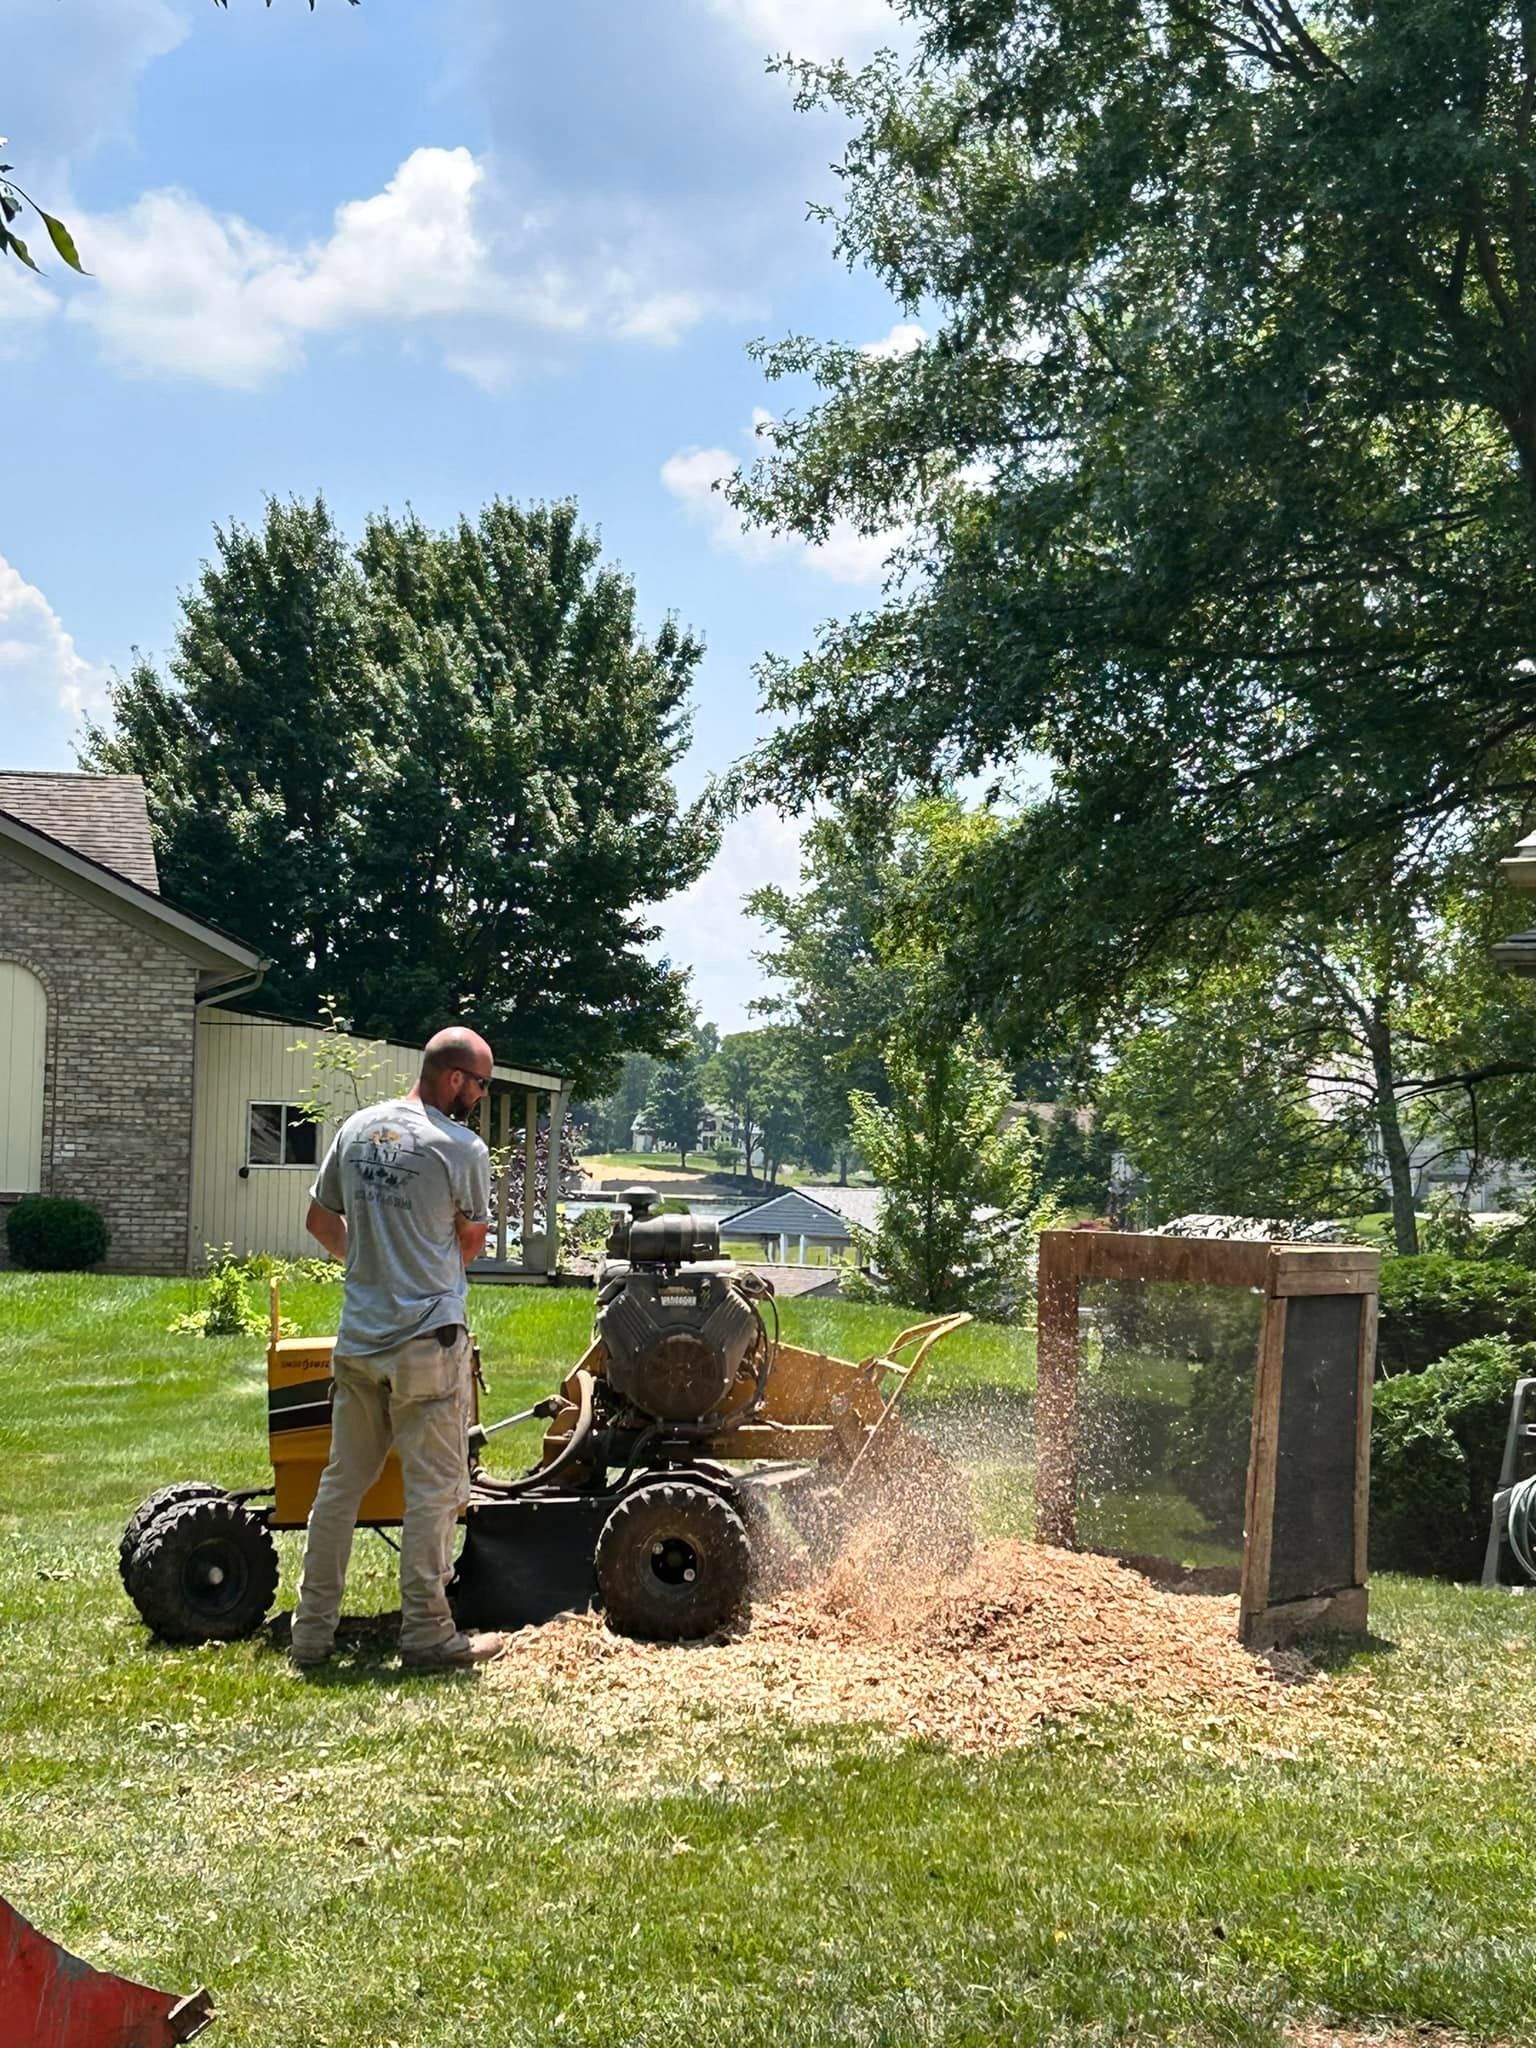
[[1376, 1255, 1536, 1375], [1370, 1335, 1534, 1578], [171, 1245, 277, 1339], [4, 1195, 110, 1270]]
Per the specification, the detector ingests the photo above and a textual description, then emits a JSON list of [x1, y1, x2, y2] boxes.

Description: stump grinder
[[120, 1189, 970, 1646]]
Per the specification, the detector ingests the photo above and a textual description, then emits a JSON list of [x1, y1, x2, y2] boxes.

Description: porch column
[[777, 1232, 788, 1263], [543, 1088, 564, 1276], [494, 1088, 510, 1264], [522, 1089, 541, 1272], [797, 1232, 807, 1265]]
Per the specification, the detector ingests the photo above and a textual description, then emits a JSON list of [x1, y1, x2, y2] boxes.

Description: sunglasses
[[454, 1068, 493, 1094]]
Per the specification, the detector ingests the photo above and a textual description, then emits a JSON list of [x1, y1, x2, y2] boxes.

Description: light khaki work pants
[[291, 1327, 473, 1659]]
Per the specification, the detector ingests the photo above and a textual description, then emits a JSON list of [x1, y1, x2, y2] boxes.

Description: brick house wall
[[0, 848, 199, 1274]]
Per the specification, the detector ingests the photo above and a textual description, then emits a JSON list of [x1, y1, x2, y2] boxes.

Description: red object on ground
[[0, 1894, 213, 2046]]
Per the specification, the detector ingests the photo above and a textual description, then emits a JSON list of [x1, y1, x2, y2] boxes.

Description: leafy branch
[[0, 150, 85, 275]]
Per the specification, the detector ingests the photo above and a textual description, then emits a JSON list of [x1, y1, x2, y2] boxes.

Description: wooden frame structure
[[470, 1071, 567, 1283], [1036, 1230, 1379, 1647]]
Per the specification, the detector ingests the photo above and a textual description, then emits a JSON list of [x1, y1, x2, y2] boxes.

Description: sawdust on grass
[[487, 1535, 1305, 1756]]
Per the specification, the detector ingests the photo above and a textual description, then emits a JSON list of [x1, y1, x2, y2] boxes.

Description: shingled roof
[[0, 772, 160, 894]]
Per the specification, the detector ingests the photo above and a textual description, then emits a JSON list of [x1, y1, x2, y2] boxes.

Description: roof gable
[[0, 804, 263, 982], [720, 1187, 855, 1237], [0, 772, 159, 893]]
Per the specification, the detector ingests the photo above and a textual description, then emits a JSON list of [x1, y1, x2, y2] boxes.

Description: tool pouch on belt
[[393, 1327, 466, 1403]]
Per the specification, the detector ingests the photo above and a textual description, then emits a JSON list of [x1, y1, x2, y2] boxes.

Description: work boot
[[400, 1630, 509, 1670], [289, 1642, 333, 1668]]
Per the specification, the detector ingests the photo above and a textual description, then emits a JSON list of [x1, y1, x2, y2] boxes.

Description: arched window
[[0, 962, 47, 1193]]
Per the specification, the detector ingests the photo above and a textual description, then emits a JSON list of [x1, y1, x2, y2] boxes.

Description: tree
[[734, 1, 1536, 1051], [645, 1056, 706, 1166], [703, 1027, 804, 1184], [706, 1034, 767, 1184], [1031, 1107, 1118, 1215], [576, 1051, 658, 1154], [1100, 954, 1380, 1228], [1100, 837, 1536, 1249], [753, 1028, 804, 1186], [83, 495, 714, 1096], [848, 1021, 1047, 1317], [748, 805, 974, 1177]]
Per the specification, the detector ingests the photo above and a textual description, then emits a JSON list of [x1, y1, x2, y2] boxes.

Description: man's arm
[[455, 1214, 489, 1266], [306, 1200, 348, 1262]]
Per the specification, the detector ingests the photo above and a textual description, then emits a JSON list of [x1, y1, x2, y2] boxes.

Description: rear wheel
[[118, 1482, 222, 1589], [126, 1496, 279, 1643], [595, 1480, 749, 1641]]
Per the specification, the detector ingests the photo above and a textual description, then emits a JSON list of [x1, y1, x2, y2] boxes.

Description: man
[[289, 1025, 508, 1671]]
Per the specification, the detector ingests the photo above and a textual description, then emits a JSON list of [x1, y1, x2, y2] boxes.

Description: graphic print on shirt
[[346, 1121, 426, 1211]]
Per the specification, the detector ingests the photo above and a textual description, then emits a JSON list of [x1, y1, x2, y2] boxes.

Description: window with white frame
[[247, 1103, 320, 1168]]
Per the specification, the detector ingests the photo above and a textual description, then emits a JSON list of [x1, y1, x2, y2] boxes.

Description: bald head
[[417, 1026, 495, 1119]]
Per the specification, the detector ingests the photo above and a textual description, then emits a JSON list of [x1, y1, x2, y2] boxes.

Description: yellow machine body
[[267, 1326, 482, 1531]]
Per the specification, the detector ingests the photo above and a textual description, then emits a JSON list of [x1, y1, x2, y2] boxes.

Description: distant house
[[719, 1184, 880, 1264], [0, 772, 565, 1274], [632, 1101, 764, 1172]]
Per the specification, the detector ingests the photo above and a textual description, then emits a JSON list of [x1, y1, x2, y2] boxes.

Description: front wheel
[[118, 1481, 222, 1589], [595, 1480, 749, 1641], [126, 1496, 279, 1643]]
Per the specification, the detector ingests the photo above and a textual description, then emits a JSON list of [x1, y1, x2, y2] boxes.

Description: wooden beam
[[1354, 1286, 1379, 1588], [522, 1089, 540, 1273], [543, 1088, 564, 1277], [1238, 1283, 1288, 1638], [1269, 1247, 1382, 1297], [1040, 1229, 1270, 1291], [1034, 1234, 1081, 1546], [494, 1088, 510, 1265], [1241, 1585, 1368, 1651]]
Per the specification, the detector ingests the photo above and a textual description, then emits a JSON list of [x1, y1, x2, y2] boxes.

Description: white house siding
[[190, 1009, 420, 1262]]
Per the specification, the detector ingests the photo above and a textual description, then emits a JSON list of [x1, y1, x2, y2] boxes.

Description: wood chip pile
[[488, 1535, 1298, 1755]]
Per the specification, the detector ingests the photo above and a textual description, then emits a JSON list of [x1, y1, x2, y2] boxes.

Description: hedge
[[1377, 1254, 1536, 1374], [5, 1195, 111, 1271], [1370, 1335, 1533, 1578]]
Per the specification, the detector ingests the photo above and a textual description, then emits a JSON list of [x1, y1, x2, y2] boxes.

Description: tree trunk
[[1367, 1004, 1419, 1256], [837, 1149, 850, 1185]]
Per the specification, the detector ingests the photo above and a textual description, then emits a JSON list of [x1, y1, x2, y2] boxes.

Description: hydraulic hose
[[1508, 1472, 1536, 1582], [472, 1369, 597, 1497]]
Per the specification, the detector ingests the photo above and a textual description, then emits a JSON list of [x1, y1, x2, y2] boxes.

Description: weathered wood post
[[543, 1088, 564, 1277], [1034, 1232, 1081, 1547], [522, 1089, 541, 1274]]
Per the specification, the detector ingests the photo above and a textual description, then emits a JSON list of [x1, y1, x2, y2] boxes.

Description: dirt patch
[[1286, 2028, 1503, 2047], [488, 1536, 1302, 1755]]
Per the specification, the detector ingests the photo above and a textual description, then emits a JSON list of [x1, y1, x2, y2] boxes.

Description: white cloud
[[50, 147, 734, 389], [0, 266, 60, 357], [8, 0, 185, 174], [651, 807, 806, 1032], [705, 0, 898, 61], [661, 436, 898, 586], [0, 556, 111, 768], [863, 319, 926, 359]]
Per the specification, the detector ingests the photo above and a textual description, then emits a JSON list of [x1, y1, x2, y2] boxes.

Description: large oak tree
[[736, 0, 1536, 1050], [84, 495, 714, 1095]]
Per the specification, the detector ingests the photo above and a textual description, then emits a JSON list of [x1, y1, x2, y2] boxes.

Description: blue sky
[[2, 0, 918, 1033]]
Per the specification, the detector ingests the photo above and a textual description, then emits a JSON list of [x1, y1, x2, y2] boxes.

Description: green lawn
[[4, 1273, 1536, 2045]]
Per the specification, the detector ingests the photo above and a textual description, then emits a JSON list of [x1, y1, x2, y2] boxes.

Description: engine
[[595, 1188, 766, 1424]]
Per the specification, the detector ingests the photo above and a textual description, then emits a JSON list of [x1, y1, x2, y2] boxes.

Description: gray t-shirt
[[310, 1096, 491, 1357]]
